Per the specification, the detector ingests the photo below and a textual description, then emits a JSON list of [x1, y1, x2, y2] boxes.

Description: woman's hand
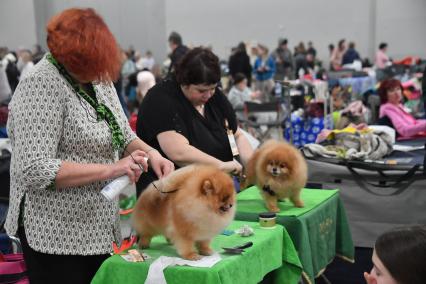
[[110, 150, 148, 183], [220, 160, 243, 175], [147, 149, 175, 178]]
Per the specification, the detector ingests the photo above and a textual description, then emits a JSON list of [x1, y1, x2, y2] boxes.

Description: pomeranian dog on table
[[244, 140, 307, 213], [132, 164, 236, 260]]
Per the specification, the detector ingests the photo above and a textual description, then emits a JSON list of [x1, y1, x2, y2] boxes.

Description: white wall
[[33, 0, 167, 63], [376, 0, 426, 60], [1, 0, 425, 65], [1, 0, 167, 63], [165, 0, 426, 63], [0, 0, 37, 50]]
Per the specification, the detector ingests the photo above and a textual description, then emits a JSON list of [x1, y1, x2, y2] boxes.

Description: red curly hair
[[47, 8, 121, 83], [378, 79, 403, 105]]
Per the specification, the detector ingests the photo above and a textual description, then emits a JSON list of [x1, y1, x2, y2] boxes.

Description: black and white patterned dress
[[5, 56, 136, 255]]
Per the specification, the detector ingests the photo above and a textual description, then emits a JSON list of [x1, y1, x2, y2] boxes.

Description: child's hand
[[251, 90, 261, 99], [364, 272, 377, 284]]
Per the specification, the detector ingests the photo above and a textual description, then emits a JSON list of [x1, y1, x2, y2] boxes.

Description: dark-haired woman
[[5, 8, 173, 283], [136, 47, 254, 192]]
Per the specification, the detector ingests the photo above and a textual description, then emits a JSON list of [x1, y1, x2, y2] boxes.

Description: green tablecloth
[[236, 187, 354, 284], [92, 220, 302, 284]]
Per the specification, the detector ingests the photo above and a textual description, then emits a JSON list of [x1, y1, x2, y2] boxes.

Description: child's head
[[233, 73, 248, 90], [367, 226, 426, 284]]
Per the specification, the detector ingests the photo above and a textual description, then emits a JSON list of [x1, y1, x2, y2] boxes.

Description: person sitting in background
[[136, 69, 156, 103], [227, 73, 261, 112], [379, 79, 426, 138], [18, 50, 34, 80], [342, 41, 361, 65], [375, 43, 390, 69], [128, 69, 157, 132], [140, 50, 155, 71], [364, 226, 426, 284], [0, 60, 11, 103], [423, 65, 426, 112]]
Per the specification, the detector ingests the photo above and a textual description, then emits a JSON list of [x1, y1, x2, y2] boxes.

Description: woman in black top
[[136, 47, 253, 191]]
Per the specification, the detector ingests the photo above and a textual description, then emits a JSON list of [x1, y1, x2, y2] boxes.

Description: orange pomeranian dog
[[244, 140, 307, 213], [132, 164, 236, 260]]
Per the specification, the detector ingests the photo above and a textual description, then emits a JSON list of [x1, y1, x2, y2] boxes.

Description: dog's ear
[[201, 179, 215, 195]]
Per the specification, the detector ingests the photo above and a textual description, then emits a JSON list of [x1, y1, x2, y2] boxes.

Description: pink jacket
[[379, 103, 426, 137], [375, 50, 389, 69]]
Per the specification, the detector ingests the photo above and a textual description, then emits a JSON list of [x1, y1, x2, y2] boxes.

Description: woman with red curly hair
[[379, 78, 426, 138], [5, 8, 174, 283]]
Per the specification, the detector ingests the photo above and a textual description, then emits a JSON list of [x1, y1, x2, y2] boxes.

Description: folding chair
[[239, 100, 285, 141]]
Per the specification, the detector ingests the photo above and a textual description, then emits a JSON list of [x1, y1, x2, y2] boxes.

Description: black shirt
[[136, 77, 238, 191], [228, 51, 252, 84]]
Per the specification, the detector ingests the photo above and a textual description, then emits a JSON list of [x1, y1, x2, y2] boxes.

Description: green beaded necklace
[[46, 53, 125, 151]]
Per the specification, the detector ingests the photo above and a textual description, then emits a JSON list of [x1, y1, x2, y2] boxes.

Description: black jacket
[[228, 51, 252, 83]]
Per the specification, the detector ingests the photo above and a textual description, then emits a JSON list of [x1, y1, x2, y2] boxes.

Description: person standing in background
[[32, 44, 45, 65], [253, 44, 275, 101], [167, 31, 189, 77], [307, 41, 317, 59], [330, 39, 346, 70], [273, 38, 294, 80], [328, 43, 335, 70], [294, 42, 308, 78], [228, 42, 252, 86]]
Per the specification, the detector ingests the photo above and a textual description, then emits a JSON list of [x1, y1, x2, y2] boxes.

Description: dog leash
[[125, 149, 178, 194], [151, 181, 178, 194]]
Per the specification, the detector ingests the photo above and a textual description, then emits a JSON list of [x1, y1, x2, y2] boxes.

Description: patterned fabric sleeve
[[8, 74, 63, 190]]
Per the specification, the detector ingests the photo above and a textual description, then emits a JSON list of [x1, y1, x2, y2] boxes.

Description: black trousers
[[18, 226, 109, 284]]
